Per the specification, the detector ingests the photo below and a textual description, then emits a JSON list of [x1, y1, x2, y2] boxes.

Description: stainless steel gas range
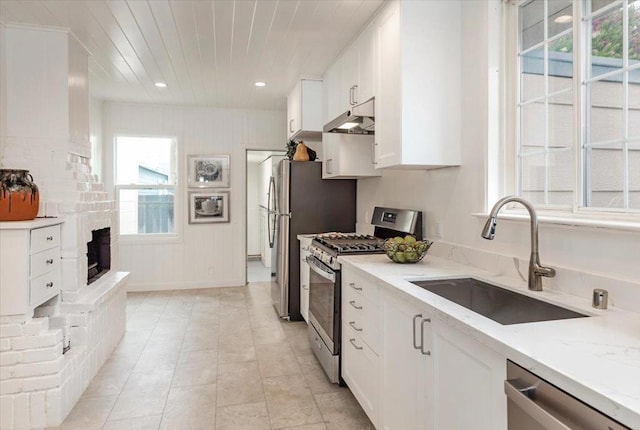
[[306, 207, 423, 383]]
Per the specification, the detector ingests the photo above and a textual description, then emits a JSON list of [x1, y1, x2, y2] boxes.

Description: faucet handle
[[535, 265, 556, 278]]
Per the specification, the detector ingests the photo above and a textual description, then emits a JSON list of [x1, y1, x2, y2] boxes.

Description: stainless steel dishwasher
[[505, 360, 630, 430]]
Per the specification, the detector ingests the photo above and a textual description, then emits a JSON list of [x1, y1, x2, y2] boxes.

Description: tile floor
[[49, 282, 374, 430], [247, 261, 273, 283]]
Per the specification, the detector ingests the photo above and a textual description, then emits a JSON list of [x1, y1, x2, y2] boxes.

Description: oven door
[[307, 255, 340, 355]]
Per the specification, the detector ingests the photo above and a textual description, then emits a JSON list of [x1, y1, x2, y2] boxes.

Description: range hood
[[323, 97, 375, 135]]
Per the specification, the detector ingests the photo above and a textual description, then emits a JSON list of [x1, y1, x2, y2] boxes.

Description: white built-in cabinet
[[299, 236, 312, 322], [380, 288, 433, 430], [341, 269, 381, 427], [287, 79, 323, 140], [374, 0, 461, 169], [0, 219, 63, 318], [322, 19, 381, 179], [341, 266, 507, 430]]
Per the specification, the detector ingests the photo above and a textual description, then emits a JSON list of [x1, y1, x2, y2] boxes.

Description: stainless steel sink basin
[[410, 278, 588, 325]]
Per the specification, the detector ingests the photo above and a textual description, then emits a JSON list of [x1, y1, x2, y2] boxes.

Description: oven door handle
[[307, 256, 336, 283]]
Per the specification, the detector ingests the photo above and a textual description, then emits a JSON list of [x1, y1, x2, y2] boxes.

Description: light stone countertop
[[338, 253, 640, 429]]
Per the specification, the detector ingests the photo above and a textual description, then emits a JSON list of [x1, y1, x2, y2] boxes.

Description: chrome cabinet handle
[[46, 236, 54, 241], [352, 84, 358, 105], [412, 314, 422, 350], [371, 142, 377, 165], [349, 321, 363, 332], [349, 86, 354, 105], [349, 300, 363, 310], [46, 259, 54, 264], [46, 282, 54, 288], [349, 282, 362, 291], [326, 159, 333, 175], [289, 119, 294, 133], [349, 338, 363, 350], [420, 318, 431, 356]]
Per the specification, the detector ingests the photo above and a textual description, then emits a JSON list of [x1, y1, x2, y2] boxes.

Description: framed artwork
[[187, 154, 230, 188], [189, 191, 230, 224]]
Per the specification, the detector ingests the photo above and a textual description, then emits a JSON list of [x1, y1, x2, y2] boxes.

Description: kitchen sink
[[410, 278, 588, 325]]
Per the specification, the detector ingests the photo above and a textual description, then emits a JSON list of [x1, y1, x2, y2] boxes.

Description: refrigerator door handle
[[267, 176, 277, 248]]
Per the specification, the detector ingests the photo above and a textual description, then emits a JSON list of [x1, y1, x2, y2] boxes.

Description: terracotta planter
[[0, 169, 40, 221]]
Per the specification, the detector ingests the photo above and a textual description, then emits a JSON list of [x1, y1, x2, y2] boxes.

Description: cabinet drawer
[[30, 268, 60, 307], [343, 269, 379, 304], [30, 248, 60, 278], [31, 225, 61, 253], [343, 286, 380, 353], [342, 322, 379, 427]]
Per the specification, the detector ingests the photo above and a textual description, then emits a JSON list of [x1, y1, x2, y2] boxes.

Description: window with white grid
[[514, 0, 640, 212]]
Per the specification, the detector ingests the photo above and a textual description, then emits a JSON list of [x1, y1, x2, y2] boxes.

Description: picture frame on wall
[[187, 154, 230, 188], [189, 191, 230, 224]]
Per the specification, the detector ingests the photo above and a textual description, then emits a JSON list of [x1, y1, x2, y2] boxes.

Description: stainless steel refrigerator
[[268, 160, 356, 320]]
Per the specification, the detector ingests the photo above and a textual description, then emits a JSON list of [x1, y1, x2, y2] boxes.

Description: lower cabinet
[[380, 289, 433, 430], [432, 319, 507, 430], [340, 266, 508, 430]]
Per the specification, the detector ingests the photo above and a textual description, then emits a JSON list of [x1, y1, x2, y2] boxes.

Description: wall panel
[[103, 102, 285, 290]]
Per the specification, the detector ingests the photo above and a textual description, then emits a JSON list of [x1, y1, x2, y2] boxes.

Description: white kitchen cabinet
[[341, 268, 381, 427], [432, 318, 507, 430], [299, 236, 313, 322], [380, 288, 433, 430], [322, 133, 380, 179], [375, 0, 462, 169], [287, 79, 323, 140], [0, 219, 63, 318]]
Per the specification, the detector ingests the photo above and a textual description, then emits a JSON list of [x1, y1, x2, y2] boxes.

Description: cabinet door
[[299, 253, 310, 322], [357, 20, 377, 104], [432, 320, 507, 430], [324, 61, 342, 122], [381, 290, 433, 430], [375, 0, 401, 168], [287, 81, 301, 138], [340, 45, 358, 110]]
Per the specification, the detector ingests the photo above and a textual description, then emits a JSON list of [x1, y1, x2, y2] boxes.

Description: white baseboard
[[126, 279, 246, 292]]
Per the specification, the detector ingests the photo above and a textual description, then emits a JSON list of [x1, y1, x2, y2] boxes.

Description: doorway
[[246, 150, 286, 283]]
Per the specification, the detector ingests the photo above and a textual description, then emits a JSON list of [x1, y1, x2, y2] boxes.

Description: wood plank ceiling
[[0, 0, 383, 110]]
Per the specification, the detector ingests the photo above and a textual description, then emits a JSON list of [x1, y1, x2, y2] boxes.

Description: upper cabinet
[[375, 0, 462, 169], [322, 19, 381, 179], [287, 79, 323, 140]]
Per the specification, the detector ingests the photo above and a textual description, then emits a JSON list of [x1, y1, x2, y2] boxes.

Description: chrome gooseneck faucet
[[481, 196, 556, 291]]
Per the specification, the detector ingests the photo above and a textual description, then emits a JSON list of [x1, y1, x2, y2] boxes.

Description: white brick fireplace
[[0, 24, 128, 428]]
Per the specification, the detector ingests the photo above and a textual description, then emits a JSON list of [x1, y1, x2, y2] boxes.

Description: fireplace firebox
[[87, 228, 111, 284]]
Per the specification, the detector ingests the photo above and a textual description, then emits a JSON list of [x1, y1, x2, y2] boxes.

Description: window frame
[[503, 0, 640, 225], [113, 134, 182, 243]]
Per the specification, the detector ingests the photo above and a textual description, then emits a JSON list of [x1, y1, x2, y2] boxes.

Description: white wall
[[89, 98, 103, 181], [357, 1, 639, 290], [246, 159, 261, 257], [103, 102, 286, 290]]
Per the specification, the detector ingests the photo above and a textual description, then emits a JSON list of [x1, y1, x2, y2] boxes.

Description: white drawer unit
[[342, 268, 381, 352], [0, 219, 63, 317]]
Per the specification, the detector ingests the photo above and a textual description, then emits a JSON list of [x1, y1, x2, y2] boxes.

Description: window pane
[[630, 148, 640, 208], [548, 149, 575, 205], [549, 36, 574, 93], [521, 0, 544, 51], [119, 189, 175, 234], [116, 137, 175, 185], [591, 6, 624, 78], [548, 0, 573, 38], [521, 46, 545, 101], [591, 0, 617, 13], [588, 145, 625, 208], [521, 153, 547, 204], [588, 77, 624, 143], [631, 0, 640, 66], [630, 77, 640, 137], [521, 101, 545, 153], [548, 92, 574, 148]]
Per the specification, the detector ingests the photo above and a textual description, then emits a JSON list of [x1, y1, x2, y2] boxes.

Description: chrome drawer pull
[[412, 314, 423, 350], [349, 321, 363, 332], [46, 259, 54, 264], [349, 282, 362, 291], [46, 236, 54, 241], [349, 338, 363, 350], [46, 282, 54, 288], [420, 318, 432, 356], [349, 300, 363, 310]]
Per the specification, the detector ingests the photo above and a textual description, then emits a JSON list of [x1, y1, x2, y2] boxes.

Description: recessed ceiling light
[[554, 15, 572, 24], [254, 81, 266, 87], [155, 82, 167, 88]]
